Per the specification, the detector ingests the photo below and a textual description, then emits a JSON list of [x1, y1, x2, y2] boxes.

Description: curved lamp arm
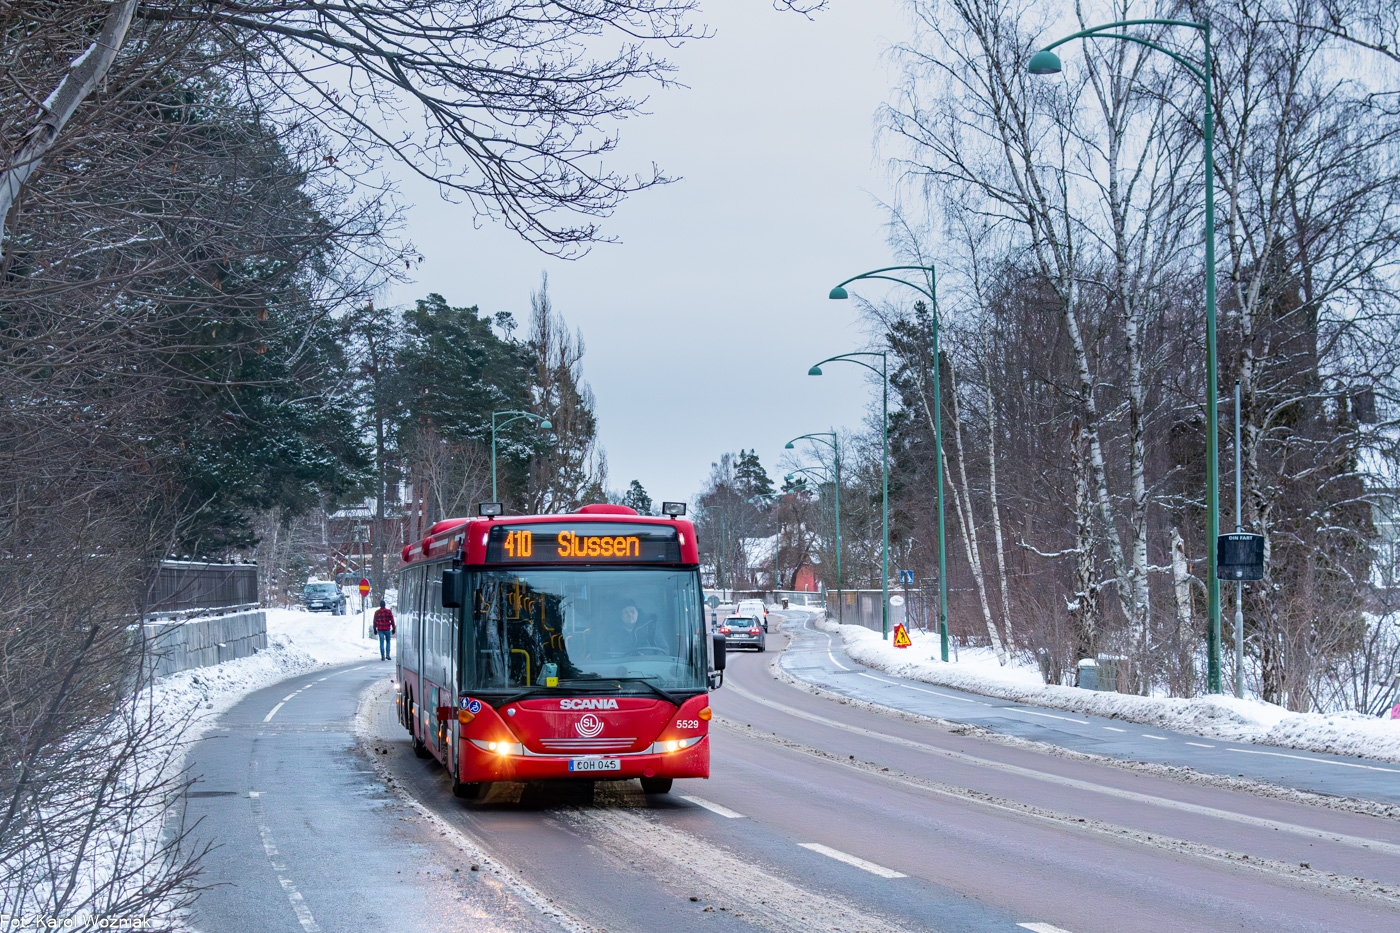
[[1032, 18, 1208, 81], [808, 351, 886, 380]]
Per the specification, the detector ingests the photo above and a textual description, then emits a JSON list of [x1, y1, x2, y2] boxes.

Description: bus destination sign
[[484, 522, 681, 564]]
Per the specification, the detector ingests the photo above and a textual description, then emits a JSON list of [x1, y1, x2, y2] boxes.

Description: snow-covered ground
[[153, 607, 381, 729], [807, 612, 1400, 764]]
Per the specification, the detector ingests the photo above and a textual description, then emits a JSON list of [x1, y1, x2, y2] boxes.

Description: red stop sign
[[358, 578, 370, 597]]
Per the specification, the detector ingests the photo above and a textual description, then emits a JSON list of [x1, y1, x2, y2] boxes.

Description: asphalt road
[[184, 616, 1400, 933], [781, 611, 1400, 804]]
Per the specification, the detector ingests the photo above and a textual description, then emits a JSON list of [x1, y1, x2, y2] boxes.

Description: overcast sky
[[382, 0, 909, 504]]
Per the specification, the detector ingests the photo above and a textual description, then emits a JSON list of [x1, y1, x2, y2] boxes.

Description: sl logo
[[576, 713, 604, 737]]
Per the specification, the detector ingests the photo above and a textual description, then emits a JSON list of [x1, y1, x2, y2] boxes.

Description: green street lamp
[[784, 431, 842, 595], [1030, 19, 1223, 693], [829, 266, 949, 661], [808, 349, 895, 641], [490, 410, 552, 502]]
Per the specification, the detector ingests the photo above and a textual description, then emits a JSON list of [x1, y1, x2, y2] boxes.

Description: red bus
[[393, 502, 726, 799]]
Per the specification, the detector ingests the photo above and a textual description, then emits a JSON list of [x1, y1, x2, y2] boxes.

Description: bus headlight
[[471, 738, 523, 756], [650, 735, 703, 754]]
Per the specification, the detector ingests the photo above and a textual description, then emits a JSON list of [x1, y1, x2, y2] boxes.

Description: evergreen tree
[[622, 479, 653, 515], [735, 448, 775, 502]]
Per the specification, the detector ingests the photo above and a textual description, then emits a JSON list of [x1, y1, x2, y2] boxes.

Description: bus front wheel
[[640, 777, 673, 795], [452, 779, 485, 800]]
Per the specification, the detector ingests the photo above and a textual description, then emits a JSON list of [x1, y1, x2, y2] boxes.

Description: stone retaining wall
[[143, 610, 267, 677]]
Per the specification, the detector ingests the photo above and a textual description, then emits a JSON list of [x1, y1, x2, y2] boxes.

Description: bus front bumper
[[459, 735, 709, 782]]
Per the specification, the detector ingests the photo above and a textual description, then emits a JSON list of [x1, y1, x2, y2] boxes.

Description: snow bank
[[809, 614, 1400, 764], [152, 608, 379, 726]]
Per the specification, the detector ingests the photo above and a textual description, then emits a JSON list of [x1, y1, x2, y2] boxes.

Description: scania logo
[[576, 713, 604, 737], [559, 698, 619, 710]]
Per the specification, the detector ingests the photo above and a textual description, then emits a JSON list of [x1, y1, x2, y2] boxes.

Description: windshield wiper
[[494, 686, 555, 706], [559, 676, 682, 708]]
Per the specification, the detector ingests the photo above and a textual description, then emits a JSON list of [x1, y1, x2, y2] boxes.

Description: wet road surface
[[184, 615, 1400, 932]]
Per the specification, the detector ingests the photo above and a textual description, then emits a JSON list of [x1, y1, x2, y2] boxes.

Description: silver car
[[717, 615, 766, 652]]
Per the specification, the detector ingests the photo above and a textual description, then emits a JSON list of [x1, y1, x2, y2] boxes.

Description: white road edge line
[[1226, 747, 1400, 774], [798, 843, 906, 878], [263, 702, 285, 723], [678, 795, 745, 819], [1018, 923, 1076, 933]]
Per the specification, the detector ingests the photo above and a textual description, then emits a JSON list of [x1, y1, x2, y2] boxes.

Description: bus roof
[[399, 505, 699, 567]]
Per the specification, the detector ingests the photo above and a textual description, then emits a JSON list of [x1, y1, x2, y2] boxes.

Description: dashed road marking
[[679, 795, 745, 819], [1226, 747, 1400, 774], [1186, 742, 1215, 748], [1143, 734, 1168, 741], [249, 791, 320, 931], [1018, 923, 1076, 933], [1009, 707, 1090, 724], [1103, 726, 1126, 732], [281, 693, 298, 703], [799, 843, 906, 878], [263, 702, 285, 723], [859, 673, 991, 706]]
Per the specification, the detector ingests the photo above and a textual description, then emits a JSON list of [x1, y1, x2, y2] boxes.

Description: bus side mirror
[[441, 569, 464, 608], [711, 632, 727, 672]]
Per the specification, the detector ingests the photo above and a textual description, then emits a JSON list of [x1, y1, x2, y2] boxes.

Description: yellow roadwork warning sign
[[892, 623, 912, 648]]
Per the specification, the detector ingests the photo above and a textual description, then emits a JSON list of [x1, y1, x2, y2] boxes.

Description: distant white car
[[735, 598, 769, 632]]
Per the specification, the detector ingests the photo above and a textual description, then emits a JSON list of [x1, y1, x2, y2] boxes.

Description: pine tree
[[622, 480, 653, 515], [735, 449, 775, 502]]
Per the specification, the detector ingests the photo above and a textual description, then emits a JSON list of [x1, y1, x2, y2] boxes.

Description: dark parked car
[[302, 581, 347, 615], [717, 615, 765, 652]]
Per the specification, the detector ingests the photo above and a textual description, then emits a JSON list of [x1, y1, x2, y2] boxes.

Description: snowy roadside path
[[152, 608, 381, 743]]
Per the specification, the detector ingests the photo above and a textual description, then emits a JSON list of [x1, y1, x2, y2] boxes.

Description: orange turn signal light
[[698, 707, 712, 721], [457, 709, 475, 725]]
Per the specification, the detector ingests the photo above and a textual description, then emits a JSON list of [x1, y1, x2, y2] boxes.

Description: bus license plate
[[568, 758, 620, 772]]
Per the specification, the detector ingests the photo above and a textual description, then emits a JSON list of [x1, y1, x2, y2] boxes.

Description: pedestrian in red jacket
[[373, 600, 396, 660]]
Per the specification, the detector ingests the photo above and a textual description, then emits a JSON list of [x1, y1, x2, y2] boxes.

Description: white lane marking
[[799, 843, 906, 878], [1226, 747, 1400, 774], [1186, 742, 1215, 748], [803, 617, 854, 671], [1103, 727, 1126, 732], [317, 676, 329, 682], [679, 795, 746, 819], [248, 791, 260, 798], [860, 673, 987, 705], [350, 665, 368, 671], [263, 702, 285, 722], [281, 693, 298, 702], [1009, 707, 1090, 724], [725, 682, 1400, 857], [1142, 735, 1168, 741], [1019, 924, 1076, 933], [249, 792, 321, 932]]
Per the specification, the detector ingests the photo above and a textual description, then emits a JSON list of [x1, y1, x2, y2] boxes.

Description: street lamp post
[[490, 410, 552, 503], [785, 431, 841, 595], [827, 266, 949, 661], [1030, 19, 1223, 693], [808, 350, 892, 641]]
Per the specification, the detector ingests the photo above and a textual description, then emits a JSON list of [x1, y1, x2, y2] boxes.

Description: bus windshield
[[465, 568, 705, 695]]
